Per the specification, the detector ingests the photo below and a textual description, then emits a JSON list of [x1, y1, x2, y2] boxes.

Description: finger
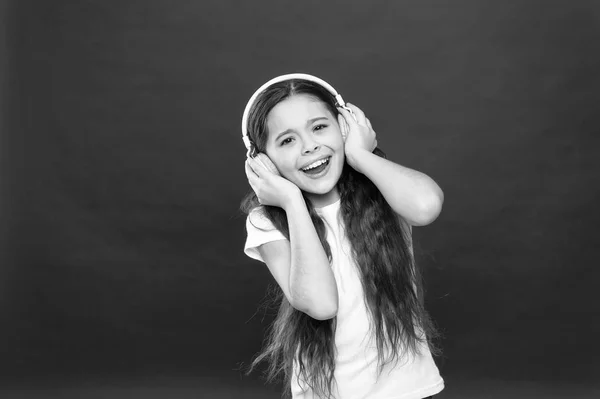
[[245, 162, 261, 195], [345, 103, 367, 126], [366, 118, 373, 130], [341, 106, 358, 123], [255, 153, 280, 175], [247, 156, 267, 175], [248, 158, 267, 183], [245, 159, 260, 179], [337, 106, 359, 128], [246, 157, 256, 173]]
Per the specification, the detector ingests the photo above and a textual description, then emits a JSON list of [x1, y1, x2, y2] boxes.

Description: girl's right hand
[[245, 155, 301, 210]]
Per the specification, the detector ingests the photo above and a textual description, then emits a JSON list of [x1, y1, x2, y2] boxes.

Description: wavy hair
[[240, 79, 439, 398]]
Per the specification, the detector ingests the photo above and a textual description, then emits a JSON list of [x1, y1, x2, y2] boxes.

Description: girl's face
[[264, 94, 345, 207]]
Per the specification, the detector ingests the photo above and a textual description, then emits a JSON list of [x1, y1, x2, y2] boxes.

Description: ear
[[255, 153, 280, 176]]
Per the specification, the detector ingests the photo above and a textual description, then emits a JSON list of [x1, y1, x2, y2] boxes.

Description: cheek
[[330, 123, 344, 142], [266, 150, 295, 174], [330, 132, 345, 150]]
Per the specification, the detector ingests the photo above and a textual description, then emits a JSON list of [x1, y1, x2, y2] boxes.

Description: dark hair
[[241, 79, 439, 398], [245, 79, 340, 157]]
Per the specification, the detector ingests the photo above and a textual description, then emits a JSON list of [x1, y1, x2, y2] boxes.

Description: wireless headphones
[[241, 73, 352, 158]]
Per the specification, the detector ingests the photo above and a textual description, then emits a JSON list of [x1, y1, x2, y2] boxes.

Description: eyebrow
[[273, 117, 329, 142]]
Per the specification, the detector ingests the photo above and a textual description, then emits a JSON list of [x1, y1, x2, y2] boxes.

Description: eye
[[280, 137, 293, 146], [313, 124, 328, 131]]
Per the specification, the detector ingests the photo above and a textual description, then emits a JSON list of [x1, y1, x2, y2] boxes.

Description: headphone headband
[[241, 73, 347, 157]]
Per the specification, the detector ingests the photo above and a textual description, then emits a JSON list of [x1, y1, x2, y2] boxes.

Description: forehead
[[266, 94, 332, 134]]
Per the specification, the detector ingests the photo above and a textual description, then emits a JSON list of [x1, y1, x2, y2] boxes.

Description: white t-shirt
[[244, 199, 444, 399]]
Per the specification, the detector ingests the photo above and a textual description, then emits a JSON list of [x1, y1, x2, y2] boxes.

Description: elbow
[[410, 189, 444, 226], [308, 304, 338, 320], [291, 296, 338, 321]]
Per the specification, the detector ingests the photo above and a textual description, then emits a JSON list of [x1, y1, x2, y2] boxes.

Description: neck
[[306, 187, 340, 209]]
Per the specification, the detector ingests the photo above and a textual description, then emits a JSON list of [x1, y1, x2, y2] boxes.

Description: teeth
[[302, 158, 328, 171]]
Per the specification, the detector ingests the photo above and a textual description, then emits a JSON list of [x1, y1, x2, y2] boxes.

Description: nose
[[302, 139, 320, 155]]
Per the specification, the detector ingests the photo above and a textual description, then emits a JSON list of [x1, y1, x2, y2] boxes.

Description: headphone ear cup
[[338, 114, 349, 142], [255, 153, 280, 176]]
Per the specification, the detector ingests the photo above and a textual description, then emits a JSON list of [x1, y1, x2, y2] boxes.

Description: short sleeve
[[244, 206, 287, 263]]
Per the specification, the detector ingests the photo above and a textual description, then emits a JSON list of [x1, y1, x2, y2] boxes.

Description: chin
[[303, 184, 337, 197], [296, 168, 341, 196]]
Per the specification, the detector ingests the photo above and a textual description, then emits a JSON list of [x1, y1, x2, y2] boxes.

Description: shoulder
[[247, 205, 277, 231], [244, 206, 287, 262]]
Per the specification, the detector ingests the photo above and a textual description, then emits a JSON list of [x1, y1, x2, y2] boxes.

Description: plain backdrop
[[2, 0, 599, 397]]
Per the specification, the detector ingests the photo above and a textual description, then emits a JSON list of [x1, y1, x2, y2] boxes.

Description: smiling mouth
[[300, 156, 331, 175]]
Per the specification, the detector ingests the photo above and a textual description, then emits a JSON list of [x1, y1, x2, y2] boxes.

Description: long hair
[[240, 79, 439, 398]]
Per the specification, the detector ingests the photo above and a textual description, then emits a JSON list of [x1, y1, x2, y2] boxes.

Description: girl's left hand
[[337, 103, 378, 167]]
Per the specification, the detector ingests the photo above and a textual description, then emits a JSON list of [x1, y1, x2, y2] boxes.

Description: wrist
[[345, 148, 369, 172], [281, 187, 303, 213]]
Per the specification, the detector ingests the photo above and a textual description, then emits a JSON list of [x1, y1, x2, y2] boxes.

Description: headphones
[[241, 73, 353, 158]]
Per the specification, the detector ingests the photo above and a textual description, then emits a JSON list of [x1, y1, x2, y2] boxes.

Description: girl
[[241, 74, 444, 399]]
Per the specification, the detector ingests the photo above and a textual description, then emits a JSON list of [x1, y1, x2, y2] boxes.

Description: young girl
[[241, 74, 445, 399]]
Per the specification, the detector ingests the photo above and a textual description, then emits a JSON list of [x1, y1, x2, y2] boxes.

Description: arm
[[246, 158, 338, 320], [346, 149, 443, 226], [257, 193, 338, 320], [339, 105, 444, 226]]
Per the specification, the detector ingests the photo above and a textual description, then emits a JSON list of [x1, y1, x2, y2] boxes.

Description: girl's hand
[[337, 103, 378, 170], [245, 154, 301, 210]]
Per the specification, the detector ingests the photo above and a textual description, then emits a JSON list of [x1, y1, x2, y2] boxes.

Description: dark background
[[2, 0, 599, 397]]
